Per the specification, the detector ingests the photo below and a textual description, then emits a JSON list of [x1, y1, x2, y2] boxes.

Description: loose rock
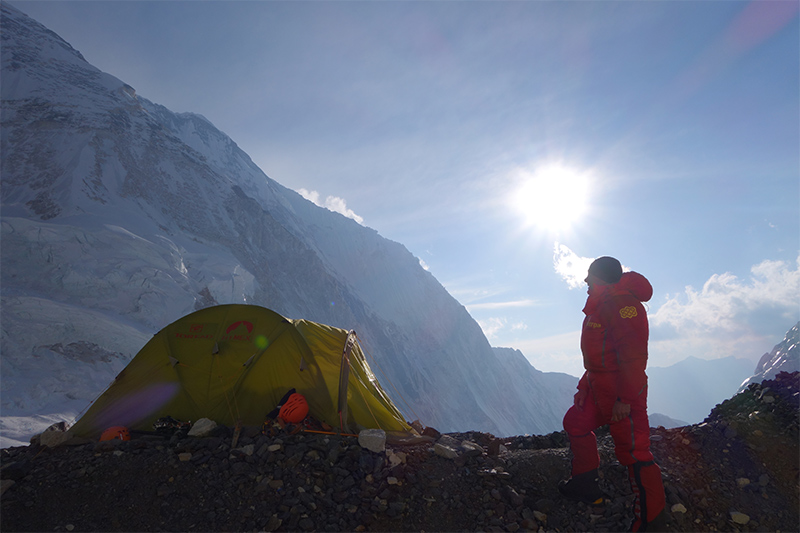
[[730, 511, 750, 525], [358, 429, 386, 453], [188, 418, 217, 437], [0, 372, 796, 533]]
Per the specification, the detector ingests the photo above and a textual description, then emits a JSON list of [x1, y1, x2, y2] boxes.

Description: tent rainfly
[[70, 304, 413, 439]]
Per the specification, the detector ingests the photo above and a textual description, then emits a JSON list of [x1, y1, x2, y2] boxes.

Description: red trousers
[[563, 372, 665, 529]]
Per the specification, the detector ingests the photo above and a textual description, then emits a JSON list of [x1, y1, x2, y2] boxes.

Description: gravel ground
[[1, 372, 797, 532]]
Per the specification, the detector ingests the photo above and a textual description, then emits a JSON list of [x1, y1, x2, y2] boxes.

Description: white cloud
[[297, 188, 364, 225], [652, 256, 800, 335], [649, 255, 800, 367], [553, 242, 595, 289], [297, 188, 321, 205]]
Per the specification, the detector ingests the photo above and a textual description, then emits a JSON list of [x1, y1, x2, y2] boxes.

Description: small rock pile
[[1, 372, 798, 532]]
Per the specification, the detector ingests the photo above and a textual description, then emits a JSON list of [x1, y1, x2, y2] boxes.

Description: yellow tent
[[70, 304, 412, 439]]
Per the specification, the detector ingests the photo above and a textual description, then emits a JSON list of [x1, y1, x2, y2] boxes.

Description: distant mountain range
[[648, 322, 799, 427], [647, 356, 754, 425]]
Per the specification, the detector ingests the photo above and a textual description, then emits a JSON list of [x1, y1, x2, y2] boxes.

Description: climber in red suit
[[559, 257, 667, 532]]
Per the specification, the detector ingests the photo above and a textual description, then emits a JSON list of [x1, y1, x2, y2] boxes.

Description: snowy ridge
[[738, 322, 799, 392], [1, 3, 581, 446]]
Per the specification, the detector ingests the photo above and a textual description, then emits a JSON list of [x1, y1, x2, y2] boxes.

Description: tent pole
[[337, 330, 357, 434]]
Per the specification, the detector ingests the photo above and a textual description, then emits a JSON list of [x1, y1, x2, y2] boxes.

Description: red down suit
[[563, 271, 665, 528]]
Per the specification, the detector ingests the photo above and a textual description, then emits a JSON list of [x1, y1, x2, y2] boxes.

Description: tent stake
[[303, 429, 359, 438]]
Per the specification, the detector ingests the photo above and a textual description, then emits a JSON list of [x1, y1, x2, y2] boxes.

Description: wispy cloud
[[511, 321, 528, 332], [553, 242, 595, 289], [477, 317, 507, 340], [476, 316, 529, 341], [297, 188, 364, 225], [467, 299, 540, 311]]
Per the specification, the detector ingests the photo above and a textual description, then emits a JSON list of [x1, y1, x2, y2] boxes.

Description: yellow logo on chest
[[620, 306, 638, 319]]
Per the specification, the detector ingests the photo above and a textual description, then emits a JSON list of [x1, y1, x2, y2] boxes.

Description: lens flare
[[94, 382, 180, 430], [255, 335, 269, 350]]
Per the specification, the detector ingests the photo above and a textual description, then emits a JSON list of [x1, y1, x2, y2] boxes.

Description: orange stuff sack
[[99, 426, 131, 441]]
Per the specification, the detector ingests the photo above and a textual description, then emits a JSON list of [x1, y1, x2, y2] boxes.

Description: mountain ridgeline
[[739, 322, 799, 392], [0, 3, 578, 438]]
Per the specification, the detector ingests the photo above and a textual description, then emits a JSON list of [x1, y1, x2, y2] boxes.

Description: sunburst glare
[[511, 164, 591, 234]]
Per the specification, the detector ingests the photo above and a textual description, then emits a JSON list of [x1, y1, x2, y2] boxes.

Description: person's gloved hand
[[574, 388, 589, 409], [611, 400, 631, 422]]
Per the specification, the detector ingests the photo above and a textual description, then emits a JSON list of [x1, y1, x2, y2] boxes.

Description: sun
[[511, 164, 590, 233]]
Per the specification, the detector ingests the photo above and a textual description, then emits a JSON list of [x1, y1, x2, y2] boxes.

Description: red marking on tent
[[226, 321, 254, 334]]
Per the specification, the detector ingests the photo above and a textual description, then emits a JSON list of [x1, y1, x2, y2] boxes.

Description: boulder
[[35, 423, 74, 448], [434, 442, 459, 460], [358, 429, 386, 453], [188, 418, 218, 437], [438, 435, 461, 448], [421, 426, 441, 439], [460, 440, 484, 457]]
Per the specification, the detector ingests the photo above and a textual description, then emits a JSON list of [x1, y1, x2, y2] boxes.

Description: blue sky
[[12, 0, 799, 377]]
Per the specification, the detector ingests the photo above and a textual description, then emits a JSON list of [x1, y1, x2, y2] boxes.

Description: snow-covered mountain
[[0, 3, 580, 446], [738, 321, 799, 392]]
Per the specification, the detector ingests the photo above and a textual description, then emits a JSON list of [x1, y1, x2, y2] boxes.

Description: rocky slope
[[2, 372, 797, 532]]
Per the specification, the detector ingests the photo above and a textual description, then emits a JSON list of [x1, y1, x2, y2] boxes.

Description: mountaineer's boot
[[627, 461, 667, 531], [558, 468, 605, 505], [630, 508, 669, 532]]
